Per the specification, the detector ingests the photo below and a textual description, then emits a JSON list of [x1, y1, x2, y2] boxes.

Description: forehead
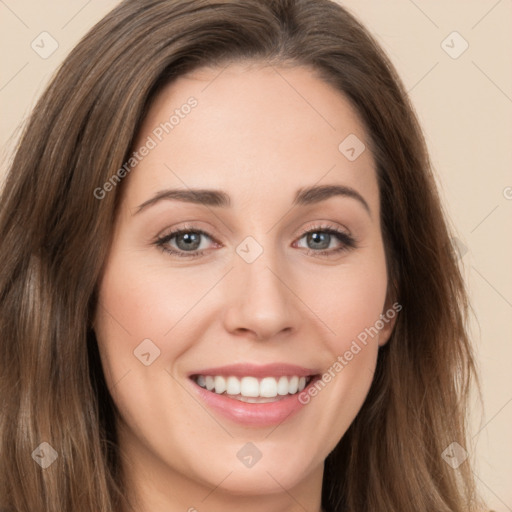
[[122, 61, 378, 213]]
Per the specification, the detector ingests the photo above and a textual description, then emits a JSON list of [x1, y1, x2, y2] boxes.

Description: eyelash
[[154, 222, 357, 259]]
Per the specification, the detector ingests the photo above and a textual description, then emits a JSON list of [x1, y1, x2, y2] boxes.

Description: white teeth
[[205, 376, 215, 391], [240, 376, 259, 397], [277, 376, 289, 395], [214, 376, 226, 394], [194, 375, 312, 397], [260, 377, 278, 398], [226, 376, 241, 395], [288, 376, 299, 394]]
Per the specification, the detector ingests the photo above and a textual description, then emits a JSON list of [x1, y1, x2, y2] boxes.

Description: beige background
[[1, 1, 511, 509]]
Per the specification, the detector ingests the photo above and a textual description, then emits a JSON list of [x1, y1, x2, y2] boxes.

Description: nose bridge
[[237, 237, 289, 308], [242, 254, 284, 302], [222, 234, 300, 339]]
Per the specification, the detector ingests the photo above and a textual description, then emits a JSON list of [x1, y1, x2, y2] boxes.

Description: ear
[[377, 284, 400, 348]]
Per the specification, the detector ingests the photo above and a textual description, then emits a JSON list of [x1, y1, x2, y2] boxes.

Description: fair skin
[[93, 61, 396, 512]]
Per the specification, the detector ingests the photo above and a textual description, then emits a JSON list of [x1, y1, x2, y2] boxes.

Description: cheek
[[301, 246, 389, 352], [93, 248, 205, 363]]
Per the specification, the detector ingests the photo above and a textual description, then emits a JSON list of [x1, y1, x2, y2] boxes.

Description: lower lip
[[190, 379, 314, 427]]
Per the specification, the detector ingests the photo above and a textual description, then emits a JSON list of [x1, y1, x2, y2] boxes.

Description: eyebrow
[[134, 184, 371, 216]]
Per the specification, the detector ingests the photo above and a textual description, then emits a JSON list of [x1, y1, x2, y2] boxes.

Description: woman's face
[[93, 62, 396, 507]]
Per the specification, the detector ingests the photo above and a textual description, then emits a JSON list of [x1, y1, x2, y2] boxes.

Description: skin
[[93, 61, 397, 512]]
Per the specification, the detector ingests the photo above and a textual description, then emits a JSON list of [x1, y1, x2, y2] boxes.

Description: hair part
[[0, 1, 482, 511]]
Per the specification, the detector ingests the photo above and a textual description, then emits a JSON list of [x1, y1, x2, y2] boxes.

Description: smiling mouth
[[190, 374, 317, 403]]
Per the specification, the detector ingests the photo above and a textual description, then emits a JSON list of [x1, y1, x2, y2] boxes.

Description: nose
[[222, 251, 302, 341]]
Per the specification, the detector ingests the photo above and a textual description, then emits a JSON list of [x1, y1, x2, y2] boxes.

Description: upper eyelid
[[158, 222, 350, 242], [297, 222, 351, 237]]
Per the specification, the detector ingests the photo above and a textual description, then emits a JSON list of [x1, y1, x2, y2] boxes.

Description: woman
[[0, 0, 484, 511]]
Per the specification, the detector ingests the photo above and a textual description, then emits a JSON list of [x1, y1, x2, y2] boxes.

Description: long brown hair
[[0, 1, 483, 510]]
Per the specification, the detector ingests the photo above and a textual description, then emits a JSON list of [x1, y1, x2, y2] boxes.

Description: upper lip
[[188, 363, 319, 379]]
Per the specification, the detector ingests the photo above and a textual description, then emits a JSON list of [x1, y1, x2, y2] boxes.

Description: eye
[[155, 225, 217, 258], [294, 223, 357, 257], [154, 222, 357, 259]]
